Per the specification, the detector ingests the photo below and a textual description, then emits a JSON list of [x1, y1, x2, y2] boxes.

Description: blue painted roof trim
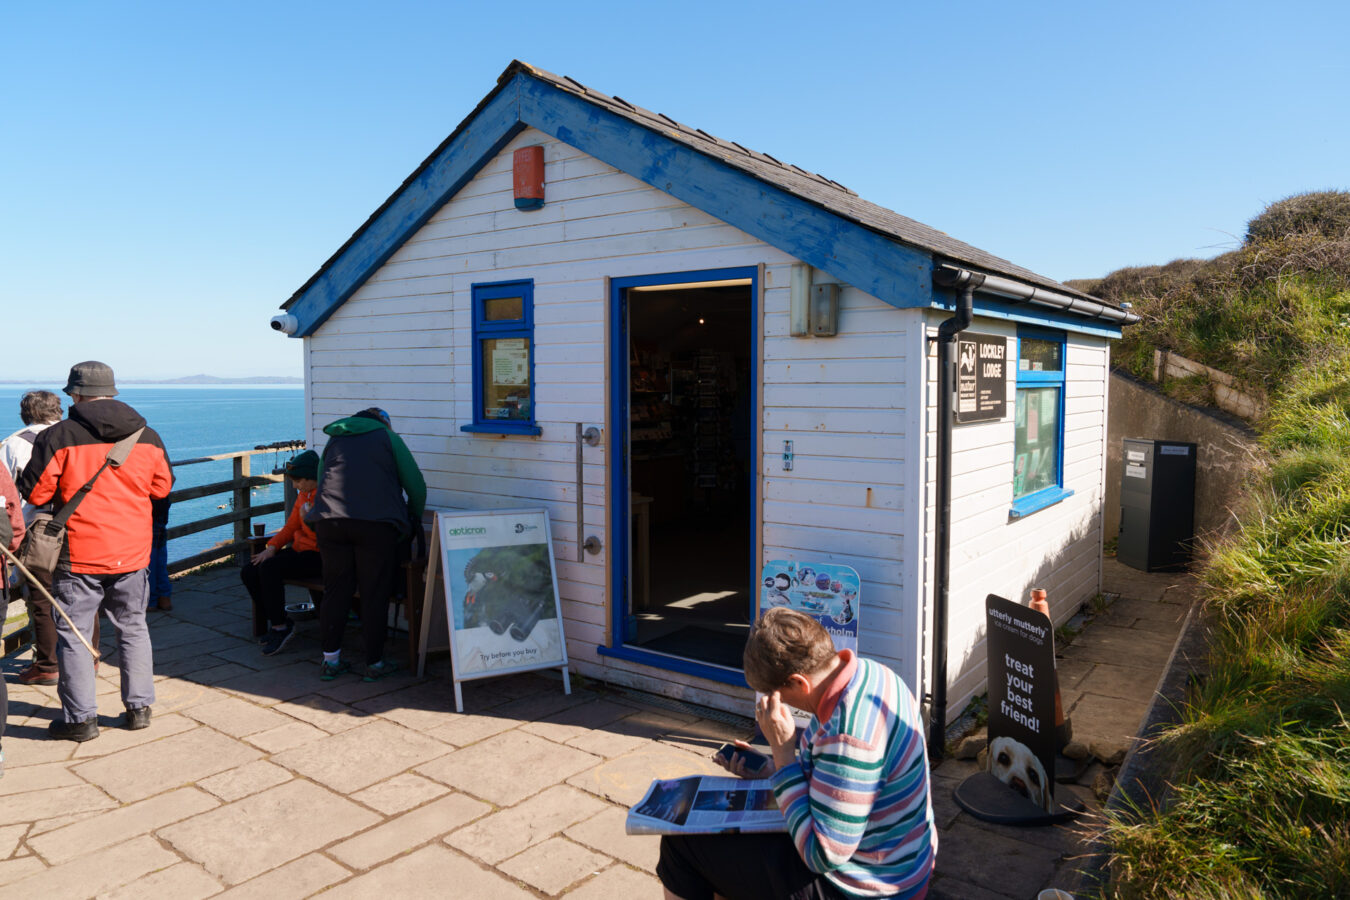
[[932, 288, 1124, 339], [515, 76, 933, 308], [285, 71, 942, 337]]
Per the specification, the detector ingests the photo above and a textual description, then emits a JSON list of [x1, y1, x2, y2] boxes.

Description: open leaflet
[[625, 775, 787, 835]]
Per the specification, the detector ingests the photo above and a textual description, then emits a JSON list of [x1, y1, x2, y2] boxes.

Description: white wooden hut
[[273, 61, 1136, 729]]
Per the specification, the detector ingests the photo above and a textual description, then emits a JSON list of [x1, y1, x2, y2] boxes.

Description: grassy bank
[[1092, 193, 1350, 898]]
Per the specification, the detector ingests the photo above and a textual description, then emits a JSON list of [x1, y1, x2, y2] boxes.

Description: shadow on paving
[[0, 559, 1197, 897]]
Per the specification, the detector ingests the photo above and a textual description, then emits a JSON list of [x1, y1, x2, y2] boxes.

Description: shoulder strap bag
[[17, 428, 145, 586]]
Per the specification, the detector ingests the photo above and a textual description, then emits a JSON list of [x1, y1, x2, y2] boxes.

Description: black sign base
[[952, 772, 1084, 826]]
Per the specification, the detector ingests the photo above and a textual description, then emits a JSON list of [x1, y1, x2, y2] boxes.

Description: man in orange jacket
[[240, 450, 321, 656], [19, 362, 172, 742]]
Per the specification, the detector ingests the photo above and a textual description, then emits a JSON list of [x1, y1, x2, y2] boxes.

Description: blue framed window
[[461, 279, 541, 436], [1010, 328, 1072, 518]]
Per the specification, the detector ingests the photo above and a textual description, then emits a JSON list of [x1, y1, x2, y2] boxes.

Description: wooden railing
[[166, 440, 305, 575]]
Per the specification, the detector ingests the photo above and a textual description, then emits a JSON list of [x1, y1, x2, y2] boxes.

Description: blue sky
[[3, 1, 1346, 380]]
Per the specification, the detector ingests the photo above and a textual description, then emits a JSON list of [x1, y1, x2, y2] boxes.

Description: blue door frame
[[596, 266, 759, 687]]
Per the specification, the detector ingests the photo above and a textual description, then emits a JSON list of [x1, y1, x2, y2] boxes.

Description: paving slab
[[1077, 661, 1166, 704], [0, 856, 46, 887], [271, 693, 370, 733], [160, 779, 380, 885], [70, 712, 199, 759], [417, 729, 601, 805], [180, 696, 293, 737], [500, 835, 613, 895], [243, 720, 328, 754], [1063, 693, 1153, 758], [0, 784, 118, 826], [350, 772, 450, 815], [0, 824, 27, 860], [212, 854, 351, 900], [197, 760, 292, 801], [5, 833, 181, 898], [520, 698, 641, 744], [319, 844, 536, 899], [328, 792, 489, 869], [562, 863, 663, 899], [933, 821, 1061, 896], [1063, 623, 1177, 668], [100, 861, 224, 900], [74, 725, 262, 802], [28, 786, 219, 864], [567, 743, 727, 807], [271, 719, 452, 793], [445, 784, 610, 864], [215, 660, 327, 706], [0, 760, 83, 797], [565, 806, 661, 873]]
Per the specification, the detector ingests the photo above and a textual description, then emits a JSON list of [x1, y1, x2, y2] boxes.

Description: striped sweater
[[770, 654, 937, 898]]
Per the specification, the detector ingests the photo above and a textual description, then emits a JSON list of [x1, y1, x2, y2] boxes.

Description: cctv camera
[[270, 314, 299, 335]]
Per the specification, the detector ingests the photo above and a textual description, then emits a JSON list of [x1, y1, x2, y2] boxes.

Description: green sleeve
[[388, 429, 426, 519]]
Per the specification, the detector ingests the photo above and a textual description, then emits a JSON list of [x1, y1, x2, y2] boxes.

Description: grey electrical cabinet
[[1118, 439, 1197, 572]]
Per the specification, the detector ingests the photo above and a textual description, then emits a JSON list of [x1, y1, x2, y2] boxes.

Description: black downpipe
[[927, 270, 980, 761]]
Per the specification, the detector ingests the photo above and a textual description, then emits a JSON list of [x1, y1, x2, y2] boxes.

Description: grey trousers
[[51, 569, 155, 724]]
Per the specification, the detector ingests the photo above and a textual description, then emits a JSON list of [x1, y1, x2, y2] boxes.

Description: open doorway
[[618, 274, 755, 670]]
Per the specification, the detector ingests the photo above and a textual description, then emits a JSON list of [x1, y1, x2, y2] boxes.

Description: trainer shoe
[[17, 665, 58, 686], [363, 659, 399, 682], [318, 659, 351, 681], [122, 706, 152, 730], [48, 717, 99, 742], [260, 622, 296, 657], [155, 596, 173, 611]]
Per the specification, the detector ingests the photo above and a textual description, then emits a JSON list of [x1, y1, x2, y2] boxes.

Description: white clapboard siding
[[916, 317, 1110, 721], [306, 128, 804, 711]]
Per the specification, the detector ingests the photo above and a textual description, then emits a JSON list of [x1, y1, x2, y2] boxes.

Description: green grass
[[1093, 195, 1350, 898], [1098, 353, 1350, 898]]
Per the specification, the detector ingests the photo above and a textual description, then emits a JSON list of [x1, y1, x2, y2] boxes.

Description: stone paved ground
[[0, 559, 1196, 899]]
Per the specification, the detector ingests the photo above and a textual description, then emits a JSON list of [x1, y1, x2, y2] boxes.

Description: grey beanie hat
[[63, 361, 119, 397]]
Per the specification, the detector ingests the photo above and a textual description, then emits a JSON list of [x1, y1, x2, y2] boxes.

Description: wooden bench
[[247, 558, 427, 665]]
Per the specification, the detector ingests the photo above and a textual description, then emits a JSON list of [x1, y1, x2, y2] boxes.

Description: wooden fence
[[166, 440, 305, 575], [3, 441, 304, 654]]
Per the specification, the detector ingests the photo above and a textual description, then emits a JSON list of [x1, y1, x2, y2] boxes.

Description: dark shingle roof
[[519, 62, 1100, 303]]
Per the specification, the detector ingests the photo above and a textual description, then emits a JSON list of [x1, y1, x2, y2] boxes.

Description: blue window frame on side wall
[[1010, 327, 1073, 518], [461, 279, 542, 436]]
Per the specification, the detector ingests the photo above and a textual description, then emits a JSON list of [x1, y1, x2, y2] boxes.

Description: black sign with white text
[[955, 333, 1008, 423], [984, 593, 1058, 812]]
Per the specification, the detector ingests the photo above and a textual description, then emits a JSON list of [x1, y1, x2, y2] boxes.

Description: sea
[[1, 384, 305, 567]]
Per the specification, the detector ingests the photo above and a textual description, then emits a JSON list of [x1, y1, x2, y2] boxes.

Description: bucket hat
[[63, 361, 118, 397], [285, 450, 320, 480]]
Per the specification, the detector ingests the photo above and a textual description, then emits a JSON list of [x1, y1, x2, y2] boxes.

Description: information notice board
[[419, 507, 570, 711], [955, 332, 1008, 424]]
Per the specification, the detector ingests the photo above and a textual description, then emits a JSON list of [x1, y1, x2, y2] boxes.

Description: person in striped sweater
[[658, 608, 937, 900]]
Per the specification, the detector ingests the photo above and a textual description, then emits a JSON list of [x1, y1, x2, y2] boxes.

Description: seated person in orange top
[[240, 450, 320, 656]]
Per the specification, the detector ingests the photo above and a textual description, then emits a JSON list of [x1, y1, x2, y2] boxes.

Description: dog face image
[[987, 736, 1051, 812]]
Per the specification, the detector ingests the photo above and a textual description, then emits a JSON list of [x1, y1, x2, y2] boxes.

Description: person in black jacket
[[305, 408, 425, 682]]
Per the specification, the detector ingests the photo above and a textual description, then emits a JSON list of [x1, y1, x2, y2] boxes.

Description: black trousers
[[314, 519, 399, 665], [657, 833, 851, 900], [240, 548, 322, 630]]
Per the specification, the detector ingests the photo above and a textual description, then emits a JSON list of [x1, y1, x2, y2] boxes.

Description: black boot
[[122, 706, 152, 730], [48, 717, 99, 742]]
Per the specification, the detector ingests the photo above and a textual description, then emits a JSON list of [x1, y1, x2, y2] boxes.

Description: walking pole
[[0, 544, 101, 662]]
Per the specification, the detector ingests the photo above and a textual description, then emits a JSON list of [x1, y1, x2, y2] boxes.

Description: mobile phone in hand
[[715, 743, 772, 777]]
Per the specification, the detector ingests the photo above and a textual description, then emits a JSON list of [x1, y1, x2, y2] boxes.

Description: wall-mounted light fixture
[[790, 264, 812, 336], [811, 284, 840, 336]]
